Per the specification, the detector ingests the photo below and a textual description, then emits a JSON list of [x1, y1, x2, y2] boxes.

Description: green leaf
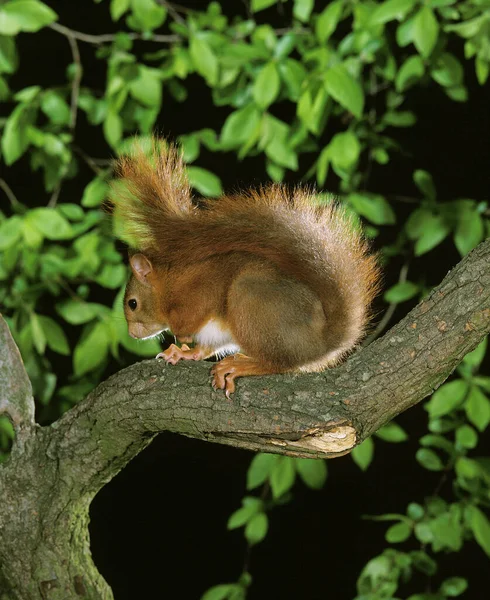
[[414, 215, 450, 255], [329, 131, 361, 170], [129, 66, 162, 107], [0, 416, 15, 440], [416, 448, 444, 471], [2, 104, 32, 165], [56, 300, 99, 325], [274, 33, 297, 60], [253, 62, 280, 109], [413, 169, 436, 200], [383, 111, 416, 127], [221, 105, 261, 150], [245, 512, 268, 545], [187, 166, 222, 197], [316, 145, 330, 186], [465, 385, 490, 432], [454, 205, 484, 257], [432, 53, 463, 88], [431, 509, 463, 552], [95, 264, 127, 289], [0, 215, 22, 250], [407, 503, 424, 520], [251, 0, 276, 13], [295, 458, 327, 489], [39, 316, 70, 355], [103, 110, 123, 148], [266, 161, 284, 182], [469, 506, 490, 557], [74, 321, 110, 376], [426, 380, 468, 418], [201, 584, 236, 600], [396, 55, 425, 92], [384, 281, 419, 303], [475, 376, 490, 394], [414, 523, 433, 545], [26, 208, 73, 240], [375, 422, 408, 443], [440, 577, 468, 597], [385, 521, 412, 543], [445, 85, 467, 103], [419, 433, 454, 454], [475, 57, 489, 85], [410, 550, 437, 576], [270, 456, 296, 499], [348, 193, 396, 225], [0, 34, 18, 73], [41, 90, 71, 125], [111, 0, 130, 20], [297, 86, 328, 135], [189, 36, 219, 86], [370, 0, 416, 25], [30, 312, 46, 354], [352, 437, 374, 471], [81, 177, 109, 208], [324, 65, 364, 119], [22, 219, 43, 248], [455, 425, 478, 449], [247, 452, 277, 490], [413, 6, 439, 58], [456, 456, 482, 480], [279, 58, 306, 101], [130, 0, 166, 31], [262, 115, 298, 171], [315, 0, 343, 43], [293, 0, 313, 23], [396, 14, 416, 47], [227, 498, 262, 530], [463, 337, 487, 369], [0, 0, 57, 35], [445, 14, 486, 39]]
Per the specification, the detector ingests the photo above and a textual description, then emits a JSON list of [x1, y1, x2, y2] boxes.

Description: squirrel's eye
[[128, 298, 137, 311]]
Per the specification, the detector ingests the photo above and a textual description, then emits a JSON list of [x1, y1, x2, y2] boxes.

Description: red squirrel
[[110, 140, 380, 396]]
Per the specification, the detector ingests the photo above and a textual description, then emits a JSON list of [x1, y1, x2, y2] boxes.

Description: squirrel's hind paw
[[211, 354, 275, 398]]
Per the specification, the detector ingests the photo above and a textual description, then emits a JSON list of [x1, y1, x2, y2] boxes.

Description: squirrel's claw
[[156, 343, 201, 365]]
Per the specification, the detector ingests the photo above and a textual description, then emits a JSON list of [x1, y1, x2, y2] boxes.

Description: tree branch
[[0, 315, 35, 433], [0, 240, 489, 599], [49, 22, 181, 45]]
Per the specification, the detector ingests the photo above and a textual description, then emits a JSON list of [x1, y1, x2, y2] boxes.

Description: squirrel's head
[[124, 253, 169, 339]]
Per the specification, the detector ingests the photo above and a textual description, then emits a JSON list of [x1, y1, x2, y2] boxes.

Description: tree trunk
[[0, 239, 489, 599]]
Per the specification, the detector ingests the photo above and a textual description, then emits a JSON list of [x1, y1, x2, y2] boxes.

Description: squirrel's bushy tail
[[109, 140, 192, 249]]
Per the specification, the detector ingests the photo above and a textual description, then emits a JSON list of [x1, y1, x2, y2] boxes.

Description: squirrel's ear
[[129, 253, 153, 285]]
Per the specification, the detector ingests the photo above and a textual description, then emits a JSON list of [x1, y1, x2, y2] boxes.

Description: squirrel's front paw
[[156, 343, 202, 365]]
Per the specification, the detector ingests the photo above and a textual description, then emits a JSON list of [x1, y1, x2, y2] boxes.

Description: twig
[[48, 185, 61, 208], [157, 0, 187, 26], [66, 33, 82, 131], [363, 260, 410, 346], [73, 146, 105, 175], [167, 2, 191, 13], [0, 178, 23, 210], [387, 194, 421, 205], [49, 22, 181, 45]]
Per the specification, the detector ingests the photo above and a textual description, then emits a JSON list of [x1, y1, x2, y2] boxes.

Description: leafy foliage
[[0, 0, 489, 597]]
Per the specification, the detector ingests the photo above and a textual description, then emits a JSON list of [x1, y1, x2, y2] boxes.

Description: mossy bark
[[0, 240, 489, 599]]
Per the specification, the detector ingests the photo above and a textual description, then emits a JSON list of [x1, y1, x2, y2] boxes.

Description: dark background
[[3, 1, 489, 598]]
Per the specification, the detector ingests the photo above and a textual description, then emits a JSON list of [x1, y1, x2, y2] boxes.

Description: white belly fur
[[195, 319, 240, 358]]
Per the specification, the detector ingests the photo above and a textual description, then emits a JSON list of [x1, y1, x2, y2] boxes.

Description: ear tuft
[[130, 253, 153, 284]]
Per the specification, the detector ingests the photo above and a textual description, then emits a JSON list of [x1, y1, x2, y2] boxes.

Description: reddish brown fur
[[112, 140, 381, 393]]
